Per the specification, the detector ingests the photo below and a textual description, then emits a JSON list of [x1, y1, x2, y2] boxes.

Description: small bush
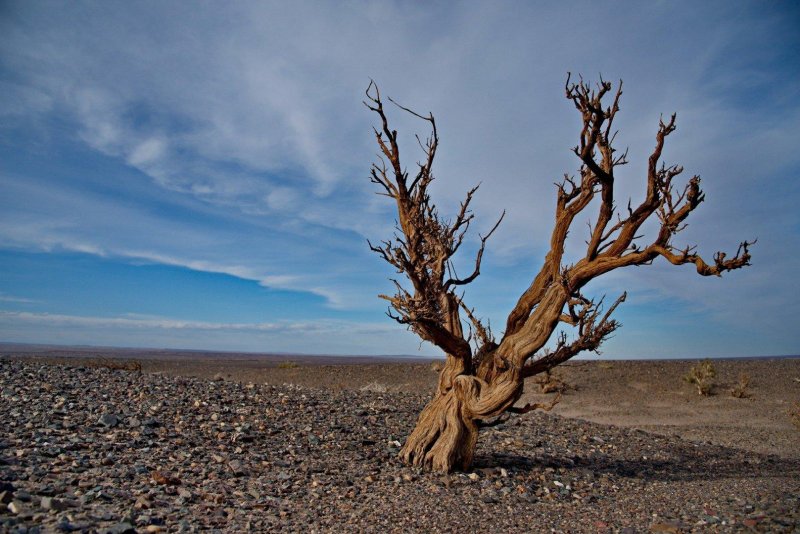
[[730, 373, 751, 398], [789, 402, 800, 430], [684, 359, 716, 396], [277, 361, 299, 369], [534, 369, 572, 394], [360, 381, 388, 393], [93, 358, 142, 372]]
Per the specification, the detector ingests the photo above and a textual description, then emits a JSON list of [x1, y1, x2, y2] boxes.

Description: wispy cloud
[[0, 294, 37, 304], [0, 310, 359, 332], [0, 310, 415, 355]]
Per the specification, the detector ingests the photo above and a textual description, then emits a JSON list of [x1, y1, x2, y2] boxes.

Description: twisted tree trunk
[[401, 362, 523, 472], [401, 284, 569, 472]]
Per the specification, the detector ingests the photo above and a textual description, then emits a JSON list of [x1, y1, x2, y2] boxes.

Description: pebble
[[97, 413, 119, 427], [104, 522, 136, 534], [7, 501, 22, 514], [228, 460, 245, 476]]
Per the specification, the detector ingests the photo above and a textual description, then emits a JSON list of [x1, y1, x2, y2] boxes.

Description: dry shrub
[[683, 359, 716, 396], [534, 369, 572, 394], [360, 381, 389, 393], [730, 373, 751, 398], [277, 361, 299, 369], [789, 402, 800, 430], [93, 358, 142, 372]]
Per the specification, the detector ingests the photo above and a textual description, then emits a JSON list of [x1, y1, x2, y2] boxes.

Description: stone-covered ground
[[1, 359, 798, 533]]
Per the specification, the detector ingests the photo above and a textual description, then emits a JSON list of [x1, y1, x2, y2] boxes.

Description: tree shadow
[[473, 440, 800, 482]]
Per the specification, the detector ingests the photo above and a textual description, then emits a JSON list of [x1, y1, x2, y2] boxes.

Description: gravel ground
[[1, 359, 798, 533]]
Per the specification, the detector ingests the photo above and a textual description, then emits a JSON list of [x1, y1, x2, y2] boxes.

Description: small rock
[[97, 413, 119, 427], [56, 520, 76, 532], [142, 417, 159, 427], [467, 473, 479, 481], [105, 522, 136, 534], [228, 460, 245, 476], [650, 522, 682, 533], [151, 470, 180, 485], [8, 500, 23, 514]]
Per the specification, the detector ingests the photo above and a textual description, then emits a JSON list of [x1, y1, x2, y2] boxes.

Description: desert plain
[[1, 346, 798, 532]]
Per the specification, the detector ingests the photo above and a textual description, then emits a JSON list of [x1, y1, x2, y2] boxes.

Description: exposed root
[[400, 370, 525, 473], [400, 378, 480, 472]]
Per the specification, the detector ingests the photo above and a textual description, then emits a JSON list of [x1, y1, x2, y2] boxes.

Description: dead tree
[[365, 76, 753, 473]]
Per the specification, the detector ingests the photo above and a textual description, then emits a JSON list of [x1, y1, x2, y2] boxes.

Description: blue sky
[[1, 1, 798, 357]]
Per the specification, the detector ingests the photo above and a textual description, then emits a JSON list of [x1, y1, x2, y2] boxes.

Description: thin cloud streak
[[0, 294, 37, 304], [0, 310, 388, 333], [0, 310, 413, 355]]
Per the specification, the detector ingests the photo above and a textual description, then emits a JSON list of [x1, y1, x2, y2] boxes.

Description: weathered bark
[[366, 76, 753, 473], [400, 381, 482, 472], [401, 364, 523, 472]]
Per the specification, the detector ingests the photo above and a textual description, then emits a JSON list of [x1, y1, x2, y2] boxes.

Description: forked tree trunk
[[401, 358, 523, 472]]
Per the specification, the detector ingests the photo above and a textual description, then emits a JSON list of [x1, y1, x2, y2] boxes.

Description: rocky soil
[[1, 358, 799, 533]]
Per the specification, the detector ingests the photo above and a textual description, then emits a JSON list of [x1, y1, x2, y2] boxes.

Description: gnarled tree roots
[[400, 372, 522, 472], [400, 385, 478, 472]]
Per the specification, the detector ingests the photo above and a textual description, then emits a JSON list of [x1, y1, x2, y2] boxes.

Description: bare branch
[[520, 292, 626, 378], [366, 82, 502, 363], [507, 392, 562, 414], [445, 210, 505, 288]]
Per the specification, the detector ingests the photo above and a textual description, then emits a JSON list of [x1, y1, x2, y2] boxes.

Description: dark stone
[[97, 414, 119, 427], [103, 523, 136, 534]]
